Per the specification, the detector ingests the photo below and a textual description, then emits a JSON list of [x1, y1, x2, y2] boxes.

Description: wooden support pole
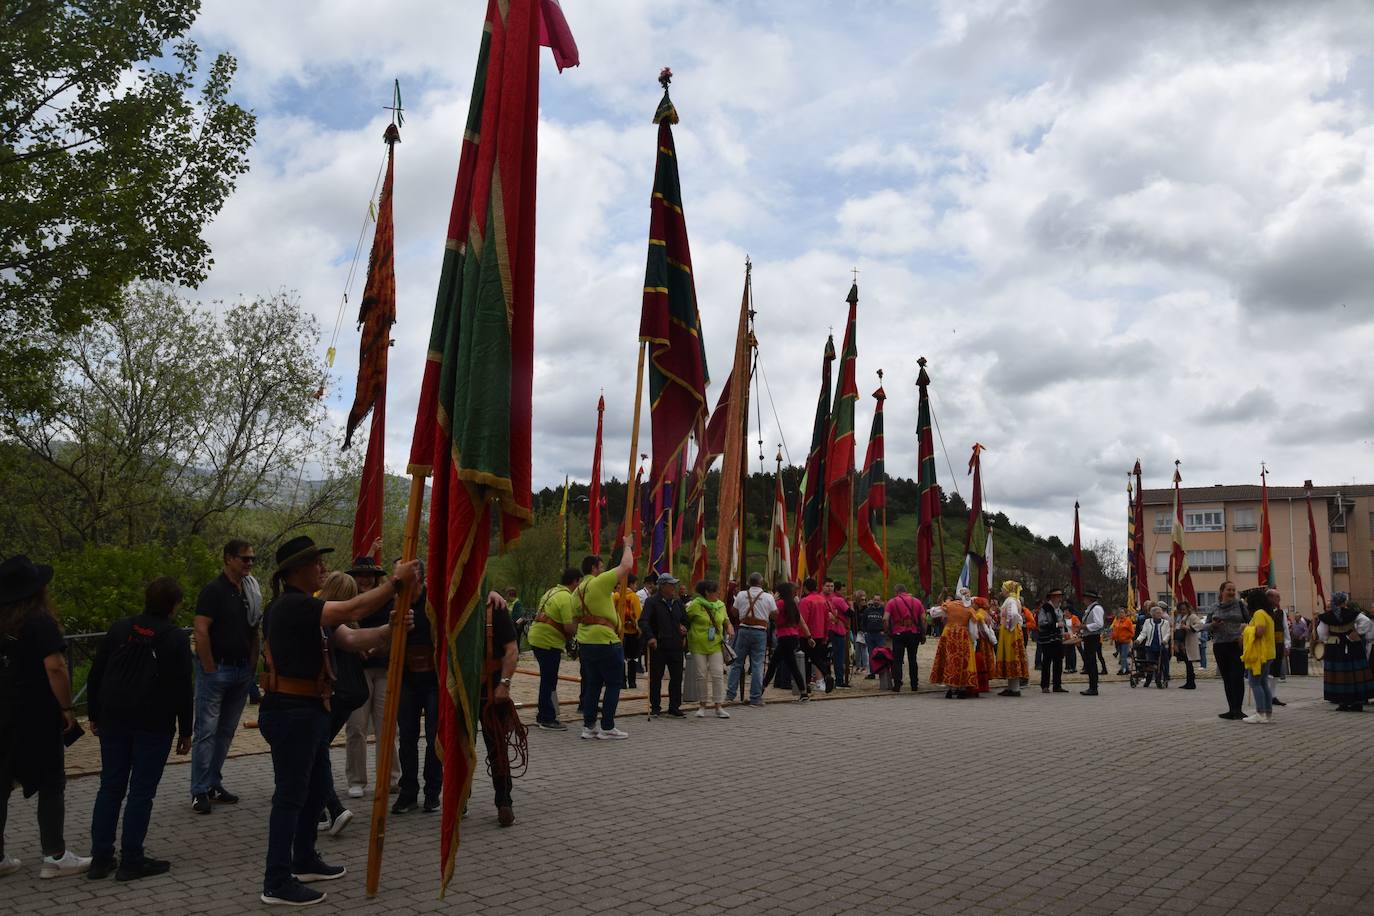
[[365, 471, 428, 897], [620, 342, 648, 548]]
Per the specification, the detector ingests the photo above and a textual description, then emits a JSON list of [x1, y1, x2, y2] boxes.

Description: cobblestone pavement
[[5, 672, 1366, 915]]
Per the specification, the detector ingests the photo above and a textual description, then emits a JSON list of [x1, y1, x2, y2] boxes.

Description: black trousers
[[1082, 636, 1101, 691], [802, 638, 834, 693], [648, 648, 684, 713], [1213, 642, 1245, 714], [891, 632, 921, 689], [1039, 641, 1063, 690], [478, 690, 513, 808], [763, 636, 808, 693], [397, 670, 440, 803], [623, 635, 641, 688]]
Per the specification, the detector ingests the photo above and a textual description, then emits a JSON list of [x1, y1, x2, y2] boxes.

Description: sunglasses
[[237, 555, 257, 564]]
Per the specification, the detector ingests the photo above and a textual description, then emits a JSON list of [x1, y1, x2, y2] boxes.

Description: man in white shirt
[[725, 572, 776, 707], [1079, 589, 1106, 696]]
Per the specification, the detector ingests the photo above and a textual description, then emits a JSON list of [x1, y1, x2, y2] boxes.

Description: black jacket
[[88, 614, 193, 738], [639, 593, 687, 653]]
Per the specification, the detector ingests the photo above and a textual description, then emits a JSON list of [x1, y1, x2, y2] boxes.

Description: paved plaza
[[3, 672, 1371, 915]]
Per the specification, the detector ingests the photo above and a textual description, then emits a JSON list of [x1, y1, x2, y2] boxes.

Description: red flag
[[1306, 486, 1327, 611], [824, 283, 859, 565], [1133, 461, 1151, 607], [345, 125, 400, 562], [1071, 501, 1083, 601], [715, 266, 753, 580], [1258, 464, 1276, 588], [406, 0, 574, 891], [589, 395, 604, 555], [915, 358, 940, 594], [855, 382, 886, 574], [691, 499, 709, 585], [1169, 462, 1197, 607], [689, 372, 732, 502], [767, 461, 792, 585], [962, 444, 989, 599], [640, 71, 708, 494]]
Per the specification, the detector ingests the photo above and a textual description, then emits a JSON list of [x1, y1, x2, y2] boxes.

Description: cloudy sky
[[188, 0, 1374, 545]]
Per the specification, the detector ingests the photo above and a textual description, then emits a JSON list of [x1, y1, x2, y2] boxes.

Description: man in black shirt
[[257, 536, 417, 908], [190, 538, 258, 813], [87, 576, 194, 881], [640, 575, 688, 718], [393, 566, 441, 815]]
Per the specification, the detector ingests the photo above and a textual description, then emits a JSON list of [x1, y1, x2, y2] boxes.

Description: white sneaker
[[1262, 712, 1275, 723], [580, 726, 600, 740], [596, 727, 629, 740], [346, 785, 365, 799], [695, 707, 707, 718], [329, 808, 354, 836], [715, 708, 731, 719], [317, 812, 333, 832], [39, 850, 91, 879], [1242, 714, 1263, 724], [0, 856, 20, 877]]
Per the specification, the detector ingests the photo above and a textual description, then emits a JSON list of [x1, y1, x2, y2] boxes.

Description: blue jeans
[[1116, 642, 1131, 673], [260, 704, 331, 893], [89, 726, 172, 864], [1199, 640, 1208, 668], [829, 634, 848, 686], [191, 662, 251, 795], [726, 628, 768, 702], [532, 647, 563, 724], [1248, 671, 1273, 713], [580, 643, 624, 730]]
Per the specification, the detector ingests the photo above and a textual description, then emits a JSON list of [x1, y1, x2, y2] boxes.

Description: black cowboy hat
[[0, 554, 54, 605], [1084, 588, 1102, 601], [274, 536, 335, 570], [346, 555, 386, 577], [1045, 586, 1065, 598]]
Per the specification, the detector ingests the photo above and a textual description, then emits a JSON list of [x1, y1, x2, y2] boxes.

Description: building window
[[1369, 512, 1374, 537], [1155, 552, 1170, 575], [1154, 512, 1172, 533], [1234, 549, 1257, 572], [1232, 508, 1256, 531], [1196, 591, 1219, 610], [1333, 551, 1349, 571], [1187, 549, 1226, 571], [1184, 509, 1224, 532]]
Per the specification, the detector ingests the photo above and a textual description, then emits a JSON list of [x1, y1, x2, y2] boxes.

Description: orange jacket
[[1111, 616, 1135, 643]]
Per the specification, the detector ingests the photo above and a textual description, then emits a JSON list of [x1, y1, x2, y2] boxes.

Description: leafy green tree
[[0, 0, 255, 411]]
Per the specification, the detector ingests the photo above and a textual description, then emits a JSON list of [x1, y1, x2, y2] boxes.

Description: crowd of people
[[2, 541, 1372, 906]]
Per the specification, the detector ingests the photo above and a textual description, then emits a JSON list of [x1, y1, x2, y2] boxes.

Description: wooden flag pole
[[621, 342, 648, 549], [366, 470, 428, 897]]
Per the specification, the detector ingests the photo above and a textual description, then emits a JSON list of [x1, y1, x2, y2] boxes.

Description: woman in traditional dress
[[971, 598, 996, 696], [995, 580, 1029, 696], [931, 587, 979, 699], [1317, 593, 1374, 711]]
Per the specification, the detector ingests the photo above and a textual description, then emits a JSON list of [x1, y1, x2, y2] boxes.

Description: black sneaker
[[116, 857, 170, 882], [208, 786, 239, 804], [423, 797, 441, 814], [664, 709, 686, 719], [391, 796, 418, 815], [292, 860, 346, 883], [87, 858, 117, 880], [535, 719, 568, 731], [261, 879, 326, 907], [191, 793, 212, 814]]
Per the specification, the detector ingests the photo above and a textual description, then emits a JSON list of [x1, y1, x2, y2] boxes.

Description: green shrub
[[50, 538, 221, 633]]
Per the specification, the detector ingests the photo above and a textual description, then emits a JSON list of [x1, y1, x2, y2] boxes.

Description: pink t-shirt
[[885, 595, 925, 634], [773, 618, 800, 638], [799, 593, 830, 640], [826, 594, 849, 636]]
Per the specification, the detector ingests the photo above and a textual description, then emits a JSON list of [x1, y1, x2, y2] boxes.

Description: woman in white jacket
[[1135, 605, 1172, 689]]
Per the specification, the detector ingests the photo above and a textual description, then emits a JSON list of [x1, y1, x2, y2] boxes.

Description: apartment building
[[1137, 482, 1374, 613]]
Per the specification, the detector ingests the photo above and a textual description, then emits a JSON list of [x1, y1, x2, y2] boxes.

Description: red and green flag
[[1169, 462, 1197, 607], [915, 358, 941, 594], [589, 395, 604, 555], [1133, 461, 1151, 606], [345, 123, 400, 562], [1071, 500, 1083, 601], [855, 379, 886, 575], [1259, 464, 1276, 589], [640, 69, 708, 494], [406, 0, 576, 892], [1306, 485, 1327, 611], [824, 283, 859, 566], [958, 443, 989, 599], [800, 335, 835, 578], [1126, 475, 1139, 615]]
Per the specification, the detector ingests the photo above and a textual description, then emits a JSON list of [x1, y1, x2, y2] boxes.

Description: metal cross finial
[[384, 79, 405, 127], [877, 368, 884, 381], [851, 266, 860, 284], [917, 356, 927, 368]]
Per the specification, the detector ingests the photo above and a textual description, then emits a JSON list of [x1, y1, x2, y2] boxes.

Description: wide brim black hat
[[346, 556, 385, 576], [1084, 589, 1102, 600], [274, 536, 335, 570], [0, 554, 54, 605]]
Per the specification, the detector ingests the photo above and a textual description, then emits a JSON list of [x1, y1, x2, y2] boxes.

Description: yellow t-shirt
[[616, 589, 642, 635], [528, 586, 575, 651], [574, 569, 622, 645]]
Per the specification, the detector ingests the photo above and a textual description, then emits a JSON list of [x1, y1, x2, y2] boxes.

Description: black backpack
[[102, 618, 170, 720], [0, 636, 19, 731]]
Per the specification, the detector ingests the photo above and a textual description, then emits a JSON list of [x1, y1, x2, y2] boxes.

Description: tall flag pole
[[1133, 460, 1151, 607], [1125, 474, 1138, 616], [390, 0, 578, 896], [856, 370, 888, 590], [715, 260, 754, 581], [1169, 461, 1197, 607], [767, 448, 792, 585], [589, 394, 604, 555], [345, 121, 401, 563], [638, 67, 709, 500], [914, 357, 942, 596], [825, 281, 859, 572], [1071, 501, 1083, 602], [957, 444, 989, 598], [1258, 462, 1276, 589], [1305, 480, 1327, 613], [560, 475, 570, 569], [800, 336, 836, 578]]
